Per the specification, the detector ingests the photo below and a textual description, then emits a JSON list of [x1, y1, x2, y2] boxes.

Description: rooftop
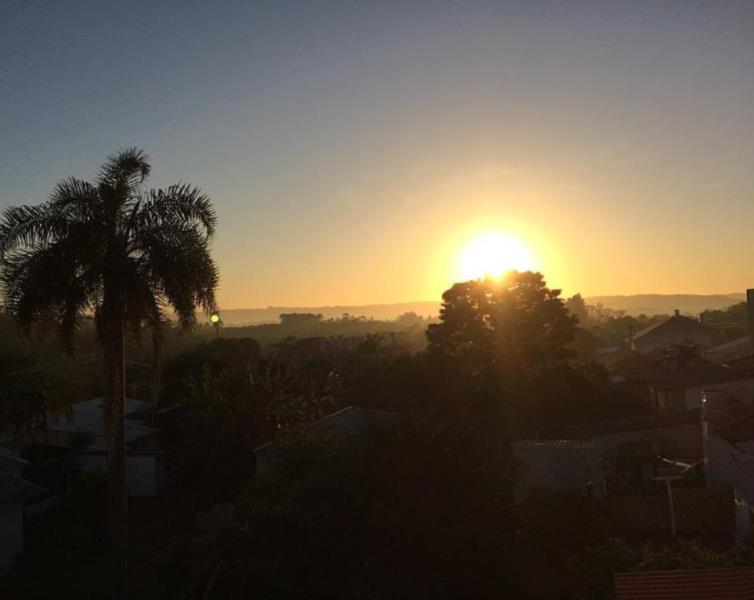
[[641, 362, 752, 390], [46, 397, 153, 435], [599, 348, 656, 376], [614, 566, 754, 599], [255, 405, 397, 452], [512, 440, 603, 449], [567, 413, 699, 438], [634, 313, 711, 341], [704, 335, 754, 363]]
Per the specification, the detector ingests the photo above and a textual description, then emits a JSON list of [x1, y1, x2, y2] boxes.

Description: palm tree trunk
[[103, 290, 128, 585]]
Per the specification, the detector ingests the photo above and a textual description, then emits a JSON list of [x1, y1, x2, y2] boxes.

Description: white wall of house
[[0, 499, 23, 575], [592, 423, 702, 458], [80, 453, 165, 497], [705, 433, 754, 506], [735, 494, 751, 547], [512, 442, 606, 503]]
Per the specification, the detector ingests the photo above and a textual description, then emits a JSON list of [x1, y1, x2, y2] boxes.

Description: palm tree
[[0, 148, 218, 552]]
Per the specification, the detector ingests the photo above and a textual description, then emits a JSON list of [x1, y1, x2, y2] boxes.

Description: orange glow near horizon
[[456, 231, 535, 281]]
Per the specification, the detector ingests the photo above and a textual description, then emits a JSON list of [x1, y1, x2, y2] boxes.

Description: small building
[[254, 406, 396, 477], [0, 449, 28, 575], [642, 362, 754, 415], [21, 398, 166, 497], [599, 349, 656, 384], [511, 440, 607, 503], [39, 397, 157, 451], [702, 394, 754, 507], [632, 310, 715, 355], [567, 413, 703, 460], [604, 486, 750, 547]]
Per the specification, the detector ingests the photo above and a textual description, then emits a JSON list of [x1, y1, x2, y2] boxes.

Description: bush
[[222, 418, 520, 599]]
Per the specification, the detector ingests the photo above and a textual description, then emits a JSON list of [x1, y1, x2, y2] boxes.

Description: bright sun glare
[[458, 232, 534, 281]]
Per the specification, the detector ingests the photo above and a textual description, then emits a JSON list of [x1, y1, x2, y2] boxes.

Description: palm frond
[[50, 177, 99, 210], [136, 224, 218, 326], [97, 147, 151, 191], [1, 243, 96, 349], [136, 184, 216, 238], [0, 204, 76, 254]]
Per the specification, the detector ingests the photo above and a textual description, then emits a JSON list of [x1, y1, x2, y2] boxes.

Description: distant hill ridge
[[585, 293, 745, 316], [218, 294, 746, 325]]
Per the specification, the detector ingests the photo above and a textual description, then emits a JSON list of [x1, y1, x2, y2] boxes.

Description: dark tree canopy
[[425, 272, 581, 436], [0, 147, 219, 558], [427, 271, 577, 374], [0, 147, 218, 348]]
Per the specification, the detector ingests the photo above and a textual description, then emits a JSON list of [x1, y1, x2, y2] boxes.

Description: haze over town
[[3, 2, 753, 308], [2, 2, 754, 599]]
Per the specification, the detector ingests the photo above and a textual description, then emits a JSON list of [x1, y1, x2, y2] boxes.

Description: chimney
[[747, 289, 754, 344], [673, 309, 680, 317]]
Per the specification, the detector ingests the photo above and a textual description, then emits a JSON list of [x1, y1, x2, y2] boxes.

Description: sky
[[1, 1, 753, 308]]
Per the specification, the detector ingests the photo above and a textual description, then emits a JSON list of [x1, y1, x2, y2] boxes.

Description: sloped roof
[[255, 405, 396, 452], [46, 397, 152, 435], [704, 335, 754, 363], [512, 439, 602, 450], [613, 566, 754, 599], [0, 447, 28, 467], [567, 413, 699, 438], [600, 349, 656, 376], [634, 314, 711, 341], [641, 362, 752, 390]]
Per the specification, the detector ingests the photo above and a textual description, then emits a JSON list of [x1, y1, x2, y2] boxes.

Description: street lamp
[[210, 311, 222, 337]]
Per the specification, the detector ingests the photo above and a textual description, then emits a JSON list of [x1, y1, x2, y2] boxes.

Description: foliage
[[0, 353, 86, 439], [220, 311, 434, 350], [566, 293, 590, 326], [0, 148, 218, 553], [168, 339, 345, 504], [427, 272, 577, 375], [0, 148, 218, 342], [223, 418, 519, 599], [564, 538, 754, 598], [424, 272, 607, 437]]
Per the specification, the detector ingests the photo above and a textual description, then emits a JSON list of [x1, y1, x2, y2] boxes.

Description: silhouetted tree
[[426, 272, 577, 435], [0, 148, 218, 558], [565, 293, 589, 326]]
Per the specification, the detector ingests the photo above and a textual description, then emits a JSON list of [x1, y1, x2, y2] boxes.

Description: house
[[701, 390, 754, 507], [567, 413, 703, 462], [604, 485, 750, 546], [641, 361, 754, 415], [1, 442, 74, 517], [38, 397, 158, 451], [632, 310, 715, 355], [599, 348, 656, 384], [511, 440, 607, 502], [704, 288, 754, 370], [255, 406, 396, 477], [614, 566, 754, 600], [22, 398, 167, 497], [0, 448, 26, 575]]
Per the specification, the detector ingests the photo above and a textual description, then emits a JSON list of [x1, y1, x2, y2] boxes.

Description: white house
[[511, 440, 607, 503], [254, 406, 396, 477], [25, 398, 166, 497], [0, 448, 27, 575]]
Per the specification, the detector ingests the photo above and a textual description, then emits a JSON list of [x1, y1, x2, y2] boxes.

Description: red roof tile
[[614, 566, 754, 599]]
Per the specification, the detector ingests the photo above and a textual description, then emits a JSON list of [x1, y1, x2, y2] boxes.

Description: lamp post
[[210, 311, 222, 337]]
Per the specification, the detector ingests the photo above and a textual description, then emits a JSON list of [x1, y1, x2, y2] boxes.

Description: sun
[[457, 232, 534, 280]]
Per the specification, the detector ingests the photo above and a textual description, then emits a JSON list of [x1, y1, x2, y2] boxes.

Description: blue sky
[[2, 1, 753, 307]]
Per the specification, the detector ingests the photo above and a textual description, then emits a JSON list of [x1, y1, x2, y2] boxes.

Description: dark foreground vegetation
[[0, 154, 751, 598], [2, 268, 752, 598]]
